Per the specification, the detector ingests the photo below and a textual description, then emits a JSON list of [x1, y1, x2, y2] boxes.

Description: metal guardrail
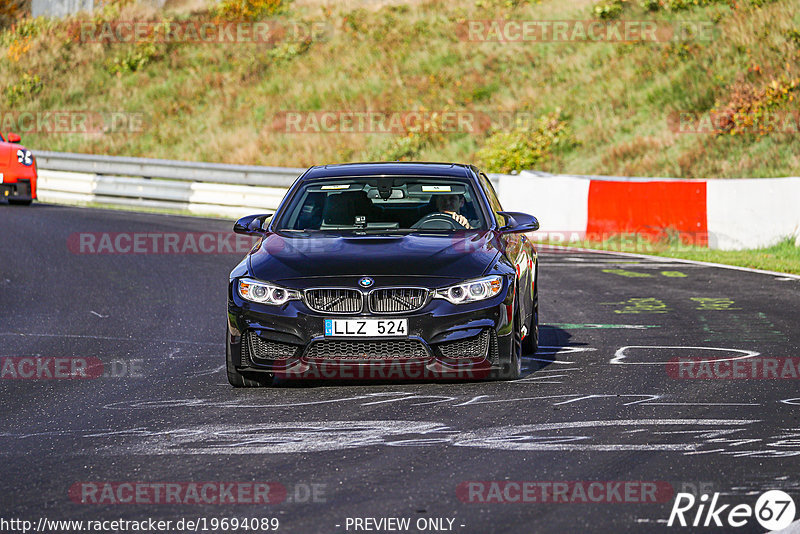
[[34, 151, 306, 217], [35, 151, 305, 188]]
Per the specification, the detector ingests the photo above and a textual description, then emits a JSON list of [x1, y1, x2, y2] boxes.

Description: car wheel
[[8, 198, 33, 205], [522, 281, 539, 355], [226, 331, 273, 388]]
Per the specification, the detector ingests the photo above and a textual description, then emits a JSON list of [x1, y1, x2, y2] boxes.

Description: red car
[[0, 132, 37, 205]]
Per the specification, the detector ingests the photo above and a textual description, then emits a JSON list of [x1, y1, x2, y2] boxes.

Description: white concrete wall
[[494, 171, 590, 239], [32, 0, 94, 17], [707, 178, 800, 250]]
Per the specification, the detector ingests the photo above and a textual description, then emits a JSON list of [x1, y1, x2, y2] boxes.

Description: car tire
[[226, 331, 273, 387], [8, 198, 32, 205], [522, 279, 539, 355], [492, 305, 522, 381]]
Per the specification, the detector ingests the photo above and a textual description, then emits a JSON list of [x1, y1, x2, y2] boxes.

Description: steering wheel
[[411, 213, 467, 230]]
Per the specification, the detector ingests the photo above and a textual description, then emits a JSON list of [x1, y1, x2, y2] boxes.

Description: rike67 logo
[[668, 490, 796, 530]]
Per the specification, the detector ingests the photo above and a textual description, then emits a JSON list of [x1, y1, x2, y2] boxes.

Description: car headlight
[[17, 149, 33, 167], [433, 275, 503, 304], [238, 278, 300, 305]]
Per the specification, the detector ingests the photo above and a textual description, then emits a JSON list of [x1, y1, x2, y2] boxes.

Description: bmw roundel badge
[[359, 277, 374, 288]]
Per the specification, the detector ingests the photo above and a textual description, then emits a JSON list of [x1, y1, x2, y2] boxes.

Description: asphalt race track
[[2, 203, 799, 534]]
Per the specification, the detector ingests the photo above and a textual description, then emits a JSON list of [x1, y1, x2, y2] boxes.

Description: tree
[[0, 0, 29, 30]]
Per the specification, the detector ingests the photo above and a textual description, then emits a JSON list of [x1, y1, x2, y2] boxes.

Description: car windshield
[[275, 177, 487, 232]]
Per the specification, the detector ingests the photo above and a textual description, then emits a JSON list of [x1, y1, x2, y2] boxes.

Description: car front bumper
[[227, 281, 516, 380], [1, 179, 34, 200]]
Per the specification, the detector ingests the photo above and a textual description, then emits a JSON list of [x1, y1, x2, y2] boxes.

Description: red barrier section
[[586, 181, 708, 246]]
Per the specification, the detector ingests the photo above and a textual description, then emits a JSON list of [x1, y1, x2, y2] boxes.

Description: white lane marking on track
[[542, 262, 700, 268], [611, 346, 760, 365], [542, 244, 800, 280]]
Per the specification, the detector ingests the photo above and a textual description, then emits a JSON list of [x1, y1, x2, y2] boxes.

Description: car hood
[[248, 231, 501, 286]]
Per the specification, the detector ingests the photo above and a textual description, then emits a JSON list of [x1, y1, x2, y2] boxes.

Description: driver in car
[[435, 194, 471, 229]]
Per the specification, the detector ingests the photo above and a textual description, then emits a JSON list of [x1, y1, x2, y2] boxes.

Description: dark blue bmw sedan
[[226, 162, 539, 386]]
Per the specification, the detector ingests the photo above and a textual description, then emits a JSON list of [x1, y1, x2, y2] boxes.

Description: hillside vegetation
[[2, 0, 800, 176]]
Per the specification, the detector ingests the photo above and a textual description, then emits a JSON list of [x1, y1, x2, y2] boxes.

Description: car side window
[[479, 173, 506, 228]]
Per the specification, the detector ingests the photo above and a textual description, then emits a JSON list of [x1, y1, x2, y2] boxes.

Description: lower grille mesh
[[244, 331, 301, 361], [435, 329, 491, 359], [306, 339, 428, 360]]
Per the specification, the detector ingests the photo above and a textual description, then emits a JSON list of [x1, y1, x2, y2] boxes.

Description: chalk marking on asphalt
[[4, 419, 785, 457], [552, 394, 661, 406], [513, 375, 567, 383], [89, 311, 108, 318], [547, 323, 660, 329], [360, 395, 460, 406], [101, 392, 420, 410], [648, 402, 761, 406], [98, 393, 767, 411], [528, 346, 596, 364], [94, 419, 762, 455], [602, 269, 653, 278], [611, 346, 760, 365], [537, 346, 596, 354], [185, 364, 226, 378], [452, 394, 579, 406], [527, 358, 575, 364]]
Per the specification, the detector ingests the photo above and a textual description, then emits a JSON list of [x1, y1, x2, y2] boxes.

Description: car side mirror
[[498, 211, 539, 234], [7, 133, 21, 143], [233, 213, 273, 236]]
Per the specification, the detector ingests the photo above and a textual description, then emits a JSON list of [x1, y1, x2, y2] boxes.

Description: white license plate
[[324, 318, 408, 337]]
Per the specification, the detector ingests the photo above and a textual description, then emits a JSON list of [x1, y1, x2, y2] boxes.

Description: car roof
[[301, 162, 476, 180]]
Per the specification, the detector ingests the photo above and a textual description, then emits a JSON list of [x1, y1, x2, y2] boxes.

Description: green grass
[[546, 236, 800, 274], [653, 238, 800, 274], [2, 0, 800, 176]]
